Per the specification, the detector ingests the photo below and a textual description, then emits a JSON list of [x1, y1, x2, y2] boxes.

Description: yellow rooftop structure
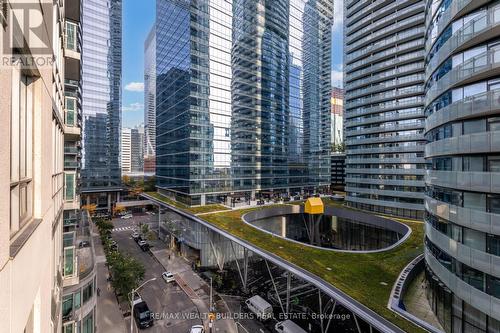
[[304, 197, 324, 215]]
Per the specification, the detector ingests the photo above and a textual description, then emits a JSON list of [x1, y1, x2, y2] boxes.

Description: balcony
[[426, 2, 500, 80], [425, 250, 500, 321], [63, 212, 96, 288], [425, 222, 500, 279], [425, 131, 500, 157], [64, 160, 79, 169], [426, 49, 500, 106], [426, 170, 500, 193], [426, 88, 500, 132], [425, 197, 500, 235]]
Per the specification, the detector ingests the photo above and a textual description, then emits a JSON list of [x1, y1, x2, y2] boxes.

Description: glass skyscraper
[[144, 27, 156, 160], [81, 0, 122, 209], [155, 0, 333, 205], [344, 0, 427, 220]]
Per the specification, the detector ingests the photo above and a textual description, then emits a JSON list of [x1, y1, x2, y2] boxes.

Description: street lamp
[[130, 277, 157, 333]]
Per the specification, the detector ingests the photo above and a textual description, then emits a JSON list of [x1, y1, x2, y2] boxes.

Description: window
[[0, 0, 7, 27], [65, 97, 76, 126], [65, 21, 77, 51], [487, 234, 500, 256], [489, 194, 500, 214], [463, 228, 486, 252], [62, 294, 73, 318], [463, 156, 485, 172], [488, 156, 500, 172], [10, 75, 34, 234], [489, 117, 500, 132], [463, 192, 486, 211], [73, 291, 81, 309], [63, 323, 74, 333], [82, 281, 93, 304], [82, 312, 93, 333], [463, 118, 486, 135], [63, 247, 75, 277], [65, 173, 75, 201], [460, 264, 485, 291]]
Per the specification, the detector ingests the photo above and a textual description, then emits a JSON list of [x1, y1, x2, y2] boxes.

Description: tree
[[96, 219, 114, 234], [141, 223, 149, 235], [82, 204, 97, 216], [113, 204, 126, 216], [110, 253, 145, 298], [331, 142, 345, 153], [144, 176, 156, 192]]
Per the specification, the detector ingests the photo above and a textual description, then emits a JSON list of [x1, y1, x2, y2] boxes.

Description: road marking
[[112, 226, 134, 232]]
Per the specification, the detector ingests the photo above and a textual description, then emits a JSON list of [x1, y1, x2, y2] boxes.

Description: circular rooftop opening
[[242, 205, 411, 253]]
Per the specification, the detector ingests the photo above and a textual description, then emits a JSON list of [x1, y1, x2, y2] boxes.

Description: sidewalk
[[151, 247, 237, 333], [94, 231, 127, 333]]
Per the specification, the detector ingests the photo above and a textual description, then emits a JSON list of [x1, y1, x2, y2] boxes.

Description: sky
[[122, 0, 344, 128]]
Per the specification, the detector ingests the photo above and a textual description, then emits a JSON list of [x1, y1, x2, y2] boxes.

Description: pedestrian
[[168, 254, 171, 260], [97, 288, 101, 296]]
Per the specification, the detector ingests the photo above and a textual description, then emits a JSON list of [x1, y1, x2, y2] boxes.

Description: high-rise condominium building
[[331, 87, 344, 147], [344, 0, 427, 220], [121, 126, 144, 174], [156, 0, 333, 206], [144, 27, 156, 174], [81, 0, 122, 211], [121, 128, 132, 173], [423, 1, 500, 331], [62, 1, 98, 332], [0, 0, 77, 331]]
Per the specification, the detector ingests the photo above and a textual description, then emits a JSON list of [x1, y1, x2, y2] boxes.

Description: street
[[111, 215, 202, 332]]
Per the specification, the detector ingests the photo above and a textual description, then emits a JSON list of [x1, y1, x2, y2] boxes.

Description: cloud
[[124, 82, 144, 92], [331, 64, 343, 88], [122, 102, 143, 112]]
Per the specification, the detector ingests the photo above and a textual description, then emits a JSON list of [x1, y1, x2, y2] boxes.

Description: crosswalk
[[112, 226, 134, 232]]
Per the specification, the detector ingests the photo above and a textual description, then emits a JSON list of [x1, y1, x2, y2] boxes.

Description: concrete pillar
[[201, 194, 206, 206], [281, 216, 286, 238], [117, 191, 120, 202], [107, 193, 112, 212]]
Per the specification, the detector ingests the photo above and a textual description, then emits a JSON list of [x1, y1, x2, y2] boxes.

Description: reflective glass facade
[[81, 0, 122, 191], [156, 0, 332, 205], [344, 0, 427, 220], [424, 0, 500, 331], [144, 27, 156, 158]]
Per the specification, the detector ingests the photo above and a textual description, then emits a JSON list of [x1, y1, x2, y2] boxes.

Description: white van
[[245, 295, 273, 320], [274, 320, 307, 333]]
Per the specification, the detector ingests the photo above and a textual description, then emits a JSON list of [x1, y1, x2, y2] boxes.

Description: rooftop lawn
[[146, 191, 426, 332], [201, 205, 426, 333], [145, 192, 230, 214]]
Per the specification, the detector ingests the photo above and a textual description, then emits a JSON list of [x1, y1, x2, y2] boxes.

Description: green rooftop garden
[[145, 192, 230, 214], [146, 191, 426, 332]]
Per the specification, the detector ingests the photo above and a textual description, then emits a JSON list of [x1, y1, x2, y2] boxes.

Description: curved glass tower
[[156, 0, 333, 205], [344, 0, 427, 220], [423, 0, 500, 331]]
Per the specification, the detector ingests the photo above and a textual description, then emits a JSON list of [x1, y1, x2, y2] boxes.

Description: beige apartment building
[[0, 0, 83, 332]]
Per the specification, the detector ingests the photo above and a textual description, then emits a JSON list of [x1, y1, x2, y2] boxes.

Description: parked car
[[244, 295, 273, 320], [121, 214, 133, 219], [131, 232, 141, 241], [78, 241, 90, 248], [133, 300, 154, 329], [274, 320, 307, 333], [189, 325, 205, 333], [138, 240, 149, 251], [162, 271, 175, 283]]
